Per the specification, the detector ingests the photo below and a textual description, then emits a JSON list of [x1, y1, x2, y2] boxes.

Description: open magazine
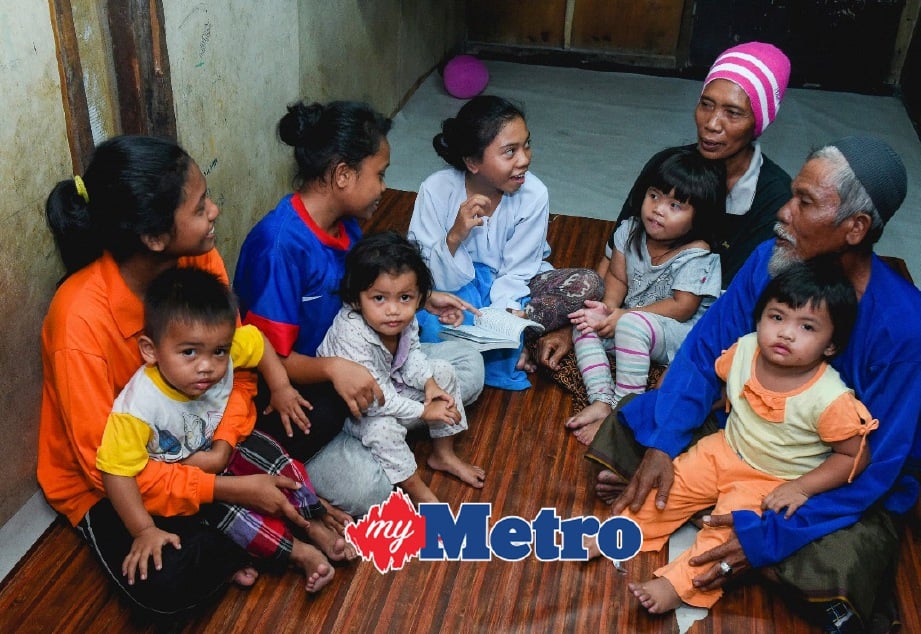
[[438, 306, 545, 351]]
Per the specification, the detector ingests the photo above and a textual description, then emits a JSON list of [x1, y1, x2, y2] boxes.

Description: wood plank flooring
[[1, 189, 917, 633]]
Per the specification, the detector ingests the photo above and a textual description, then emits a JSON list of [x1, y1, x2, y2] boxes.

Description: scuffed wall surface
[[0, 3, 72, 525], [298, 0, 463, 116], [1, 0, 461, 532], [162, 0, 299, 276]]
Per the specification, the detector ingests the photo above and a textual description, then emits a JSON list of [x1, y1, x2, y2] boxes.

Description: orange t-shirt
[[37, 251, 257, 526]]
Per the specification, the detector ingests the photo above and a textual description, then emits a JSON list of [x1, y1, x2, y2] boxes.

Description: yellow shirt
[[718, 333, 876, 480], [96, 325, 264, 477]]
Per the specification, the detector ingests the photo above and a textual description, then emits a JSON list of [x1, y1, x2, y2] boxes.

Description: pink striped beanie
[[703, 42, 791, 137]]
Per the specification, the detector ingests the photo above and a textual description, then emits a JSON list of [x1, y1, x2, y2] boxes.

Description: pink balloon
[[443, 55, 490, 99]]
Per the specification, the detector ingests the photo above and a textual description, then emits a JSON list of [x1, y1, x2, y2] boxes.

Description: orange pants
[[621, 430, 784, 608]]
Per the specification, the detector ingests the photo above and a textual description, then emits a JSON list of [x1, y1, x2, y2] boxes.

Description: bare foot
[[427, 451, 486, 489], [629, 577, 682, 614], [564, 401, 612, 445], [399, 474, 440, 505], [583, 534, 603, 560], [307, 518, 358, 561], [595, 469, 627, 505], [319, 498, 353, 536], [516, 347, 537, 373], [290, 540, 335, 594], [231, 565, 259, 587]]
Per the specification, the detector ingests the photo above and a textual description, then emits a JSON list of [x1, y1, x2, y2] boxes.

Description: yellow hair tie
[[74, 175, 89, 204]]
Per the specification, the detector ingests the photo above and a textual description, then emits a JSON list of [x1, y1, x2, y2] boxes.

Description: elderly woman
[[561, 42, 793, 440], [616, 41, 793, 285]]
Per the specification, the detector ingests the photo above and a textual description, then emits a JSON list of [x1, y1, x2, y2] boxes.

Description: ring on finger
[[719, 560, 733, 577]]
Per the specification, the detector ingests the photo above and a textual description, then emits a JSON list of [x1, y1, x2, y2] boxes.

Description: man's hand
[[327, 357, 385, 418], [536, 327, 572, 371], [688, 513, 751, 591], [610, 448, 675, 514]]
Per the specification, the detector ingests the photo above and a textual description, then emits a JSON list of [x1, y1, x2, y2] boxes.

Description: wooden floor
[[2, 189, 919, 633]]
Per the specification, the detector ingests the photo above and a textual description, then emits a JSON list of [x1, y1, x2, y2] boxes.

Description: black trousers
[[254, 379, 349, 462], [77, 498, 249, 617]]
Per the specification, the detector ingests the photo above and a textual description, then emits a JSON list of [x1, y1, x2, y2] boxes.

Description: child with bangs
[[565, 146, 724, 444], [317, 231, 485, 505]]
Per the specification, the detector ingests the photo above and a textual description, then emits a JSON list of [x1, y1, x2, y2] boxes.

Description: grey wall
[[0, 0, 462, 530]]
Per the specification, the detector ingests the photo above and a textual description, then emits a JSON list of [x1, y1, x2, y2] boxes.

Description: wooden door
[[571, 0, 685, 56], [467, 0, 568, 49]]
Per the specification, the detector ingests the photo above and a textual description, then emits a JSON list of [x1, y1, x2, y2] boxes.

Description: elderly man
[[587, 136, 921, 632]]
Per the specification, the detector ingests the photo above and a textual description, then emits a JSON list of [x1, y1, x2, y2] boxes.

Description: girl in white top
[[409, 95, 602, 390]]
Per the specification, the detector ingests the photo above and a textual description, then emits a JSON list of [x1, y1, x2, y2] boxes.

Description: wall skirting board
[[0, 493, 56, 582]]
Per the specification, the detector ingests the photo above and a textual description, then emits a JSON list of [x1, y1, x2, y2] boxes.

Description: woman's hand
[[425, 291, 478, 327], [536, 328, 573, 371], [446, 194, 492, 252], [122, 526, 182, 585], [265, 384, 313, 437], [214, 474, 311, 531], [327, 357, 385, 417]]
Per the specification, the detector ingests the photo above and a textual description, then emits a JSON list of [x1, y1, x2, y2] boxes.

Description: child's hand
[[762, 481, 809, 519], [122, 526, 181, 585], [424, 378, 455, 409], [264, 384, 313, 437], [569, 300, 613, 334], [422, 398, 462, 426], [593, 309, 625, 339]]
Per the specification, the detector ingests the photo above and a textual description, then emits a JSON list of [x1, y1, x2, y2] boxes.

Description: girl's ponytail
[[45, 177, 103, 278]]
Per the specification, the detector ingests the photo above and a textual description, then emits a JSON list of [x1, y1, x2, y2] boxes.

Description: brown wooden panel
[[49, 0, 95, 174], [572, 0, 685, 56], [467, 0, 567, 48]]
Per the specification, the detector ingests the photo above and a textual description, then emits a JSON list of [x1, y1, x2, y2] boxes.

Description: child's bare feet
[[231, 565, 259, 587], [400, 473, 440, 505], [564, 401, 613, 445], [629, 577, 682, 614], [582, 534, 603, 560], [306, 519, 358, 561], [516, 347, 537, 373], [428, 451, 486, 488], [290, 539, 335, 594]]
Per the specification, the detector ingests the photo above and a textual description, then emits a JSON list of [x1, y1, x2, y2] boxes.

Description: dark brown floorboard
[[2, 189, 916, 633]]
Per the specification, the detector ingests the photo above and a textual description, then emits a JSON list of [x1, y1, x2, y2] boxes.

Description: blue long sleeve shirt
[[619, 239, 921, 566]]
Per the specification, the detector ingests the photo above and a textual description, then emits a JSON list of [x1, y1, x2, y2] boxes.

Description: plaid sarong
[[201, 430, 324, 565]]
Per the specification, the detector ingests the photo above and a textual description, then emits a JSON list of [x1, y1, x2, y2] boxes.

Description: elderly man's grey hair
[[808, 145, 885, 246]]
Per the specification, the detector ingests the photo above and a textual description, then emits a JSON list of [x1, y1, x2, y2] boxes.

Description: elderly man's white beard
[[768, 222, 800, 277]]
